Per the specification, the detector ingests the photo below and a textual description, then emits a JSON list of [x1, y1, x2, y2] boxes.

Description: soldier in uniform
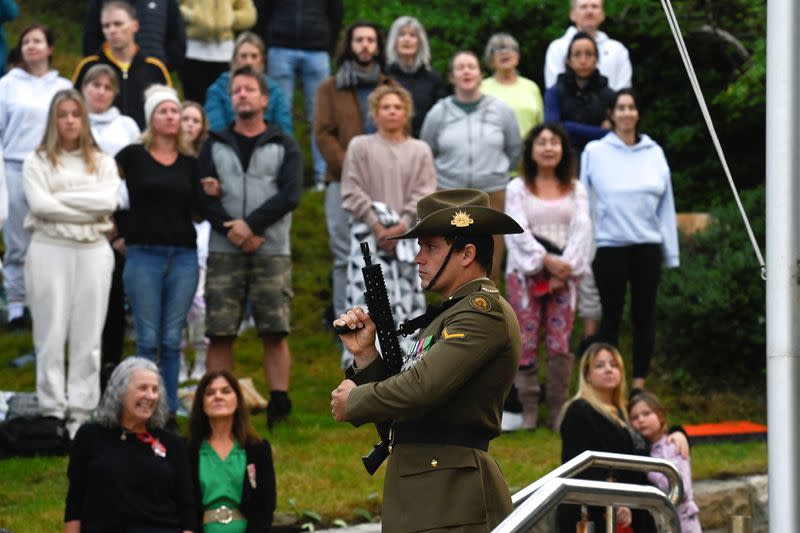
[[331, 188, 524, 532]]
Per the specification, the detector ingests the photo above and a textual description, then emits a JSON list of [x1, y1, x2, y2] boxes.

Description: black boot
[[267, 391, 292, 429]]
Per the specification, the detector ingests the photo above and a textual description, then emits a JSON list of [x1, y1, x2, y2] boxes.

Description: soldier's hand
[[331, 379, 356, 422], [333, 306, 379, 366], [224, 219, 254, 246]]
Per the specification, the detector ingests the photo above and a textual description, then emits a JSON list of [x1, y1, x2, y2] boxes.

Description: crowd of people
[[0, 0, 702, 531]]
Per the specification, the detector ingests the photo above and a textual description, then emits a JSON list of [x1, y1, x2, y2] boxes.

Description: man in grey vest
[[199, 65, 302, 427], [82, 0, 186, 71]]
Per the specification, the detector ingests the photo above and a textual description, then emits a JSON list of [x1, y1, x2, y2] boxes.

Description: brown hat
[[394, 189, 523, 239]]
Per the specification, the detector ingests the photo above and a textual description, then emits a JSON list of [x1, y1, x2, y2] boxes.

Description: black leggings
[[592, 244, 662, 378]]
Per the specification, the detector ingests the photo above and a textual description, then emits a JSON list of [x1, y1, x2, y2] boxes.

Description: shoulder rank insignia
[[441, 328, 467, 340], [480, 284, 499, 294], [469, 294, 492, 312]]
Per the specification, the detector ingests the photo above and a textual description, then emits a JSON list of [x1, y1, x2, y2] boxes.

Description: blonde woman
[[23, 88, 120, 438], [558, 343, 689, 532], [116, 85, 201, 422]]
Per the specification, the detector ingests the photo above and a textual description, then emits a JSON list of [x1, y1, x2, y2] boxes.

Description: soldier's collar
[[447, 277, 493, 300]]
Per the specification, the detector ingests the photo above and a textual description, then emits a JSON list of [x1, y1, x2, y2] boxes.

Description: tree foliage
[[346, 0, 766, 209]]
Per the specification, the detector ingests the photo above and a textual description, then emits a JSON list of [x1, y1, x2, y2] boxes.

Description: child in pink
[[629, 392, 702, 533]]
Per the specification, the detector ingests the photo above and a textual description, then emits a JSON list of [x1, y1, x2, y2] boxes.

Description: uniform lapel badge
[[247, 463, 257, 489], [450, 210, 474, 228], [469, 295, 492, 312]]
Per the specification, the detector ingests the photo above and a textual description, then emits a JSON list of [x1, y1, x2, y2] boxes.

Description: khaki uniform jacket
[[346, 277, 522, 532], [312, 73, 397, 183]]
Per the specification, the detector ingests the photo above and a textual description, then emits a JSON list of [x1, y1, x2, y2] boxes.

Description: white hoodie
[[0, 68, 72, 163], [89, 106, 140, 156]]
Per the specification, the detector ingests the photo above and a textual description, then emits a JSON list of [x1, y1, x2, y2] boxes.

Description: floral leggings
[[505, 272, 577, 367]]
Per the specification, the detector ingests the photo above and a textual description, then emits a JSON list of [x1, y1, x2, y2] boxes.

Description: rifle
[[336, 242, 404, 474]]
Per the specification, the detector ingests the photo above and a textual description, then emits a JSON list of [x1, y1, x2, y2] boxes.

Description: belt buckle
[[215, 505, 234, 524]]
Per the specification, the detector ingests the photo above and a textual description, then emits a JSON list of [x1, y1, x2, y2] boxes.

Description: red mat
[[683, 420, 767, 444]]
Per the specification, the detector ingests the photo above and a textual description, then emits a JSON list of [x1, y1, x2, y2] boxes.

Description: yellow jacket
[[179, 0, 256, 42]]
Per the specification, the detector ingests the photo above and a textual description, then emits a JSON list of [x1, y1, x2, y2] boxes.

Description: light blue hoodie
[[0, 68, 72, 163], [581, 131, 679, 267]]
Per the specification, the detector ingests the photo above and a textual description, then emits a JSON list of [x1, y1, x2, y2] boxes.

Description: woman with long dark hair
[[504, 123, 592, 430], [0, 24, 71, 330], [24, 88, 120, 438], [581, 89, 679, 391], [188, 370, 276, 532]]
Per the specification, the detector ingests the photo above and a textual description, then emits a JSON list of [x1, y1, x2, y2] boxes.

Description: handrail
[[511, 450, 684, 507], [494, 478, 681, 533]]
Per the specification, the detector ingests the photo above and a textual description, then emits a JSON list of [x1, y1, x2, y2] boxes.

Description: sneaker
[[178, 353, 189, 383], [501, 410, 524, 432]]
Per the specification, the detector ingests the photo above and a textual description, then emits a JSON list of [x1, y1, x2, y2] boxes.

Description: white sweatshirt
[[89, 107, 141, 156], [0, 68, 72, 163], [23, 149, 121, 243]]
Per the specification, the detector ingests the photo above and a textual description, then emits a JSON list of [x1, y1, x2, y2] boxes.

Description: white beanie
[[143, 85, 181, 128]]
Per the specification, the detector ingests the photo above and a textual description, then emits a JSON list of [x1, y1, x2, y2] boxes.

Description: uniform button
[[431, 459, 438, 468]]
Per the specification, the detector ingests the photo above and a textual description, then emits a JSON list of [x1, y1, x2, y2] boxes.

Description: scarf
[[335, 61, 381, 89]]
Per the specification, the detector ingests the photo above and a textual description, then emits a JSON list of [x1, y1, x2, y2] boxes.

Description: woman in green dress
[[188, 370, 276, 532]]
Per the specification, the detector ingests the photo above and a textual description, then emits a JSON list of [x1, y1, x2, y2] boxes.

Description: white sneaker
[[178, 353, 189, 383], [501, 411, 524, 432]]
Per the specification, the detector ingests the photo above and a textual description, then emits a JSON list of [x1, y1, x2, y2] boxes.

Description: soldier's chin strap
[[424, 236, 460, 294]]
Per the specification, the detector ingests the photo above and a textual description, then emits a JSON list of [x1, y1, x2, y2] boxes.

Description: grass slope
[[0, 3, 766, 531]]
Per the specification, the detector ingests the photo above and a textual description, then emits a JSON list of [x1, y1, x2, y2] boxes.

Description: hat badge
[[450, 210, 474, 228]]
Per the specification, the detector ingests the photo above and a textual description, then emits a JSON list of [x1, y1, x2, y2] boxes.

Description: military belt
[[392, 422, 491, 452]]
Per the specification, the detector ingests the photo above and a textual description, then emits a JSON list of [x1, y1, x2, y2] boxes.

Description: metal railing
[[494, 478, 681, 533], [494, 451, 685, 532]]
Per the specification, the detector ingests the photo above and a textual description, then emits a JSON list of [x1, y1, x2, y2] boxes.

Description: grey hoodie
[[420, 94, 521, 192]]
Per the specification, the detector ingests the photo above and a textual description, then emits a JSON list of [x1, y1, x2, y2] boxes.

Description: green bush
[[657, 185, 765, 387]]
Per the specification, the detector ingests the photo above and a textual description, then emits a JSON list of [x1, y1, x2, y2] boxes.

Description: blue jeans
[[267, 46, 330, 184], [123, 245, 199, 412]]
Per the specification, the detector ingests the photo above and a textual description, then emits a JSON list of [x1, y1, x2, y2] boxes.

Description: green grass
[[0, 4, 767, 531], [0, 192, 767, 532]]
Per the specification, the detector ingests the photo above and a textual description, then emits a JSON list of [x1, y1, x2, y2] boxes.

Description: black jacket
[[73, 44, 172, 129], [387, 62, 447, 138], [82, 0, 186, 70], [557, 399, 656, 533], [255, 0, 343, 52], [188, 439, 276, 533]]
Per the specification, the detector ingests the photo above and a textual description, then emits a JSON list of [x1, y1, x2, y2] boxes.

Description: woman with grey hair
[[64, 357, 197, 533], [481, 32, 544, 140], [386, 16, 446, 138]]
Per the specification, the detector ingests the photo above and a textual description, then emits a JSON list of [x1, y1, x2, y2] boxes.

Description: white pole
[[766, 0, 800, 530]]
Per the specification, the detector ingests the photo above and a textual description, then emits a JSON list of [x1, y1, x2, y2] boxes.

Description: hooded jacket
[[419, 94, 521, 192], [0, 68, 72, 163], [72, 44, 172, 130], [204, 70, 292, 134], [89, 106, 141, 156], [581, 132, 679, 267]]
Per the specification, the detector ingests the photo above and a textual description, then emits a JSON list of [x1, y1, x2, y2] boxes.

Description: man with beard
[[314, 21, 398, 334], [199, 65, 302, 428]]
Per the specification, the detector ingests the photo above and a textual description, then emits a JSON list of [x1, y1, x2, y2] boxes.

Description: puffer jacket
[[180, 0, 257, 42]]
